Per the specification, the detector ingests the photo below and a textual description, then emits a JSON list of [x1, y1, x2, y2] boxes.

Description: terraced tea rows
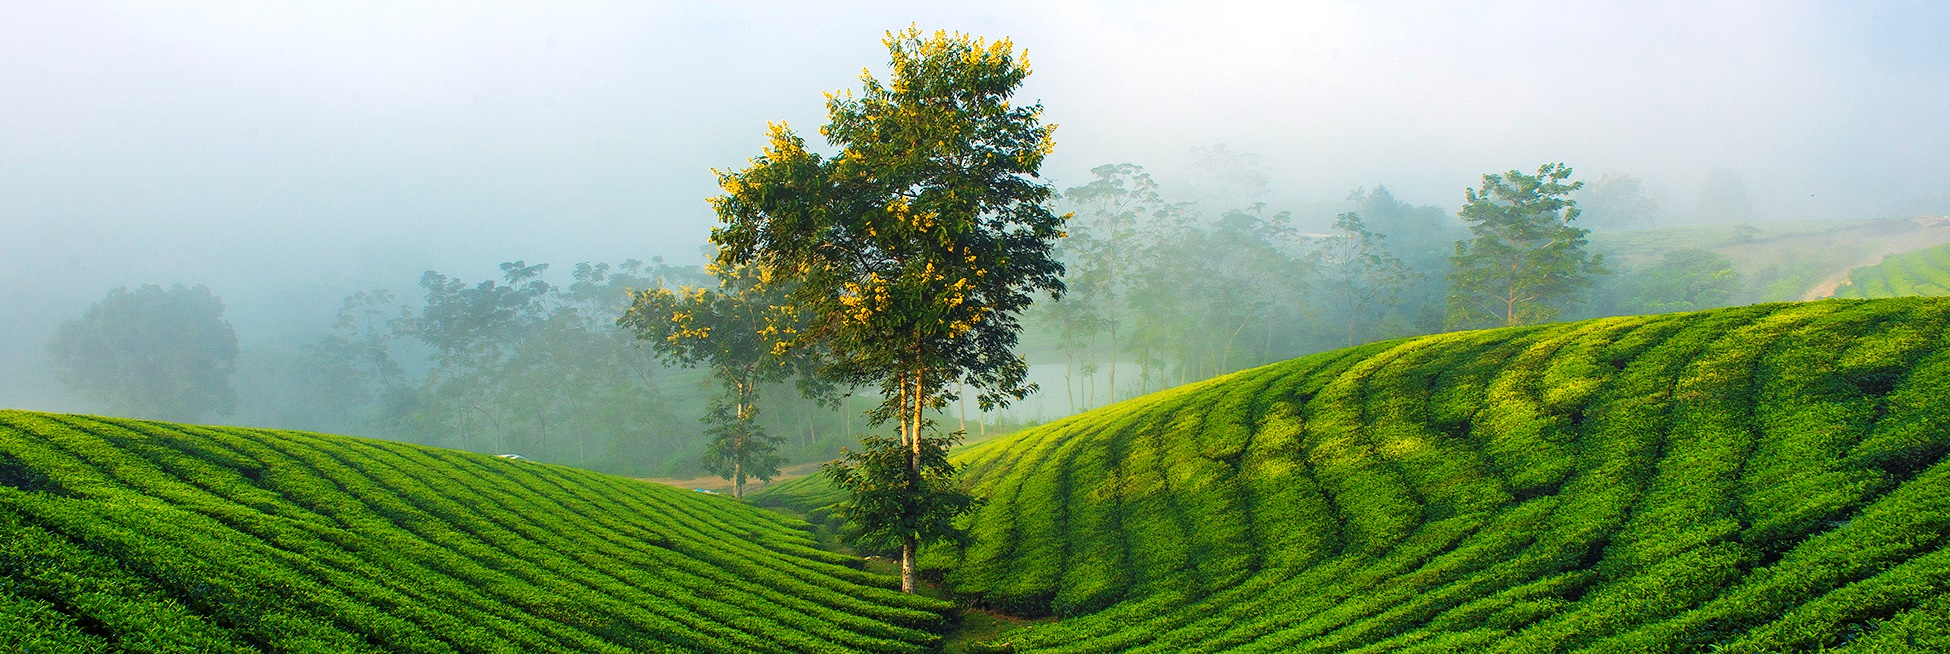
[[0, 412, 953, 653], [1833, 242, 1950, 298], [762, 297, 1950, 652]]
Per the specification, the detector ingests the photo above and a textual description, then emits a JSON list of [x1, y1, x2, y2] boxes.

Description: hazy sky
[[3, 1, 1947, 407]]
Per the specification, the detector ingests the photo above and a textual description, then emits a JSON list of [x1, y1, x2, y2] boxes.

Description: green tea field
[[1833, 242, 1950, 299], [11, 298, 1950, 653], [765, 297, 1950, 652], [0, 412, 953, 653]]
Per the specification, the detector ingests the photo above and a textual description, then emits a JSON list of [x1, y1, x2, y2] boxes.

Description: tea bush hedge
[[1833, 243, 1950, 298], [756, 297, 1950, 653], [0, 413, 953, 653]]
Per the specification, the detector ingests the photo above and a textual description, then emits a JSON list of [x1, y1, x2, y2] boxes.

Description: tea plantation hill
[[0, 412, 953, 653], [760, 297, 1950, 653], [1834, 242, 1950, 299]]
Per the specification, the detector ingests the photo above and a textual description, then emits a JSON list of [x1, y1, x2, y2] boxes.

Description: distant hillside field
[[0, 412, 952, 653], [765, 297, 1950, 652], [1833, 242, 1950, 299], [1588, 217, 1950, 302]]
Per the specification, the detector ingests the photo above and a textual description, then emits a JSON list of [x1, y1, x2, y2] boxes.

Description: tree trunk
[[733, 384, 744, 503], [733, 393, 746, 499], [1107, 319, 1117, 405], [902, 364, 924, 594], [910, 368, 924, 467], [901, 534, 917, 594]]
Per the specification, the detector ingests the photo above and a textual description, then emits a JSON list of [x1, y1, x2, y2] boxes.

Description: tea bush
[[0, 412, 953, 652], [764, 297, 1950, 653], [1834, 243, 1950, 298]]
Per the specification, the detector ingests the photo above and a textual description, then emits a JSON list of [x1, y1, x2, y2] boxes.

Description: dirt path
[[1800, 216, 1950, 300], [640, 460, 824, 494]]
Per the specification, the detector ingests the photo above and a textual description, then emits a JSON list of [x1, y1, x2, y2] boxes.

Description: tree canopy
[[48, 284, 239, 423], [619, 261, 804, 497], [1307, 211, 1416, 345], [1447, 163, 1607, 328]]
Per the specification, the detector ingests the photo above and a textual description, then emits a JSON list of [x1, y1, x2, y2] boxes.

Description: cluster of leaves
[[0, 410, 954, 652], [808, 297, 1950, 652], [1595, 248, 1744, 315], [619, 262, 811, 497], [1447, 163, 1608, 329], [1834, 242, 1950, 299], [823, 432, 975, 554]]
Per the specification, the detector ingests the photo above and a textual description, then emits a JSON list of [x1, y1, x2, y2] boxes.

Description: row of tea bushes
[[1834, 242, 1950, 298], [0, 411, 954, 653], [853, 298, 1950, 652]]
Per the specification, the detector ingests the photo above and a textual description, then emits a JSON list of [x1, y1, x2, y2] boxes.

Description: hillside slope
[[1833, 242, 1950, 299], [781, 298, 1950, 652], [0, 412, 952, 653]]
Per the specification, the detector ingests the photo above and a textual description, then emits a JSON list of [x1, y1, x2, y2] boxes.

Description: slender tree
[[711, 27, 1064, 592], [619, 262, 800, 498], [1446, 163, 1607, 328], [1307, 211, 1416, 346], [1063, 163, 1160, 404]]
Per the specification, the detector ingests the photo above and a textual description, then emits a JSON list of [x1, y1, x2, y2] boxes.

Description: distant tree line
[[45, 160, 1754, 487], [266, 257, 865, 478], [44, 157, 1751, 480], [1032, 161, 1759, 408]]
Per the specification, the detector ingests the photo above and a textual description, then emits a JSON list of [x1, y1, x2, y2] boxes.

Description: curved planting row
[[0, 412, 952, 653], [888, 297, 1950, 652], [1834, 243, 1950, 298]]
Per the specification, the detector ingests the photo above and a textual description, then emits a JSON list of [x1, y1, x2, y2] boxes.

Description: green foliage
[[1834, 242, 1950, 299], [291, 259, 711, 477], [1448, 163, 1608, 329], [1119, 202, 1311, 391], [1611, 247, 1743, 313], [711, 26, 1064, 418], [1344, 186, 1458, 334], [46, 284, 239, 423], [824, 432, 978, 554], [1306, 211, 1417, 345], [1030, 174, 1455, 406], [619, 262, 803, 497], [797, 297, 1950, 651], [0, 411, 954, 652], [1050, 163, 1161, 410], [710, 27, 1064, 592]]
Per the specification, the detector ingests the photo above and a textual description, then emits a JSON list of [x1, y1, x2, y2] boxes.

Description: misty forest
[[4, 4, 1950, 653]]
